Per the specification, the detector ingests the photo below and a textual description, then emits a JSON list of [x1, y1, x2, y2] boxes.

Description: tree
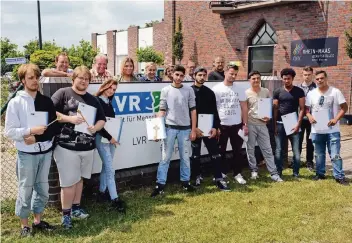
[[1, 38, 22, 75], [23, 39, 61, 56], [172, 17, 184, 64], [136, 46, 164, 65], [145, 20, 160, 28], [67, 40, 97, 68], [346, 17, 352, 58]]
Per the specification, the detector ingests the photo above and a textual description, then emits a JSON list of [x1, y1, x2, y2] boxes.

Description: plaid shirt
[[90, 69, 113, 83]]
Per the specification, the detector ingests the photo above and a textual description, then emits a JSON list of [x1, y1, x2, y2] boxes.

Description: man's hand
[[243, 124, 249, 136], [70, 115, 84, 125], [195, 128, 203, 138], [24, 135, 36, 145], [87, 126, 97, 134], [30, 126, 47, 135], [190, 130, 197, 141], [291, 124, 300, 134], [307, 114, 317, 124], [328, 118, 338, 127], [209, 128, 217, 139]]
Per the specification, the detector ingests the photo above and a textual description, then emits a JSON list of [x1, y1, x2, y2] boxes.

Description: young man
[[183, 60, 196, 81], [190, 67, 230, 191], [51, 66, 106, 229], [5, 64, 58, 237], [208, 56, 225, 80], [151, 65, 197, 197], [299, 66, 316, 171], [245, 71, 283, 182], [273, 68, 305, 178], [305, 71, 349, 185], [212, 64, 248, 184]]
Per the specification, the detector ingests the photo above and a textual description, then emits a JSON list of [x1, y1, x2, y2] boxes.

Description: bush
[[136, 46, 164, 65]]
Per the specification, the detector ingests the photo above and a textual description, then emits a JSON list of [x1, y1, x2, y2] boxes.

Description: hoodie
[[4, 90, 58, 154]]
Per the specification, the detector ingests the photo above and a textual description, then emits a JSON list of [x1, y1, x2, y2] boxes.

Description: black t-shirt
[[273, 86, 305, 121], [208, 70, 225, 81], [51, 87, 106, 151]]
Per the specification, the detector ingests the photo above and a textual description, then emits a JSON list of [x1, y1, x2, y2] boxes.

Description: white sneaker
[[271, 174, 284, 182], [234, 173, 247, 185], [251, 172, 259, 180]]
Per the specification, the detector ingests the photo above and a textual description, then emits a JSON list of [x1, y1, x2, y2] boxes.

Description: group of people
[[4, 53, 349, 237]]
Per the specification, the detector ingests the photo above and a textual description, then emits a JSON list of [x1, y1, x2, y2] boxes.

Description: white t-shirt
[[212, 82, 246, 126], [306, 86, 346, 134]]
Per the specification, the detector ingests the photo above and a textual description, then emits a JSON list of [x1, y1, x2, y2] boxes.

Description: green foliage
[[0, 38, 23, 75], [346, 17, 352, 59], [145, 20, 160, 28], [69, 56, 84, 69], [23, 39, 61, 56], [67, 40, 97, 68], [136, 46, 164, 65], [172, 17, 184, 63]]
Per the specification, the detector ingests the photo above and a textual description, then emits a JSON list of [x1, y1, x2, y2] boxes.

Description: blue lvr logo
[[112, 91, 161, 115]]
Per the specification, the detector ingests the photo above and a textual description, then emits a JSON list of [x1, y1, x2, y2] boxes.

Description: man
[[5, 64, 58, 237], [273, 68, 305, 178], [245, 71, 283, 182], [151, 65, 197, 197], [90, 54, 113, 83], [190, 67, 230, 191], [208, 56, 225, 80], [184, 60, 196, 81], [42, 52, 73, 77], [52, 66, 106, 229], [305, 71, 349, 185], [299, 66, 316, 171], [212, 64, 248, 184]]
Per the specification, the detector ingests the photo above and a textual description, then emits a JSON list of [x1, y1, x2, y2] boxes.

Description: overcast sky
[[1, 0, 164, 50]]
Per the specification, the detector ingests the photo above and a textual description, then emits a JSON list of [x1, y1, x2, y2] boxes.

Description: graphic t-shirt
[[212, 82, 246, 126], [306, 86, 346, 134], [51, 87, 106, 151], [245, 87, 270, 126]]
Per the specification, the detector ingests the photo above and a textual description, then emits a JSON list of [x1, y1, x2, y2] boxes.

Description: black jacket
[[97, 96, 115, 141]]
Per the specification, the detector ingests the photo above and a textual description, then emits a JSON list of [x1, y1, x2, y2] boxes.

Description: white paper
[[198, 114, 213, 137], [238, 129, 248, 142], [146, 117, 166, 140], [27, 112, 48, 127], [312, 109, 331, 131], [257, 98, 272, 119], [281, 112, 298, 135], [101, 117, 124, 143], [74, 102, 97, 135]]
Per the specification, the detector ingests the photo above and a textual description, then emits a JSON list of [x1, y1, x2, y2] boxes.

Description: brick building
[[92, 1, 352, 112]]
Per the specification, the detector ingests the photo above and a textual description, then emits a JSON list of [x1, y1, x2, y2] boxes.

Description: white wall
[[116, 31, 128, 55], [96, 34, 107, 54], [138, 27, 153, 48]]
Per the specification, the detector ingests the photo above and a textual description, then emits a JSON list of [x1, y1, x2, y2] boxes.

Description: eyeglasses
[[319, 96, 324, 106]]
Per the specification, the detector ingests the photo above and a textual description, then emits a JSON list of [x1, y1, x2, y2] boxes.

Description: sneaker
[[195, 175, 202, 186], [271, 174, 284, 182], [32, 220, 55, 232], [20, 226, 32, 237], [213, 173, 228, 182], [111, 198, 126, 213], [234, 173, 247, 185], [216, 180, 231, 191], [307, 161, 314, 171], [336, 178, 349, 186], [71, 208, 89, 219], [251, 171, 259, 180], [61, 215, 73, 230], [182, 182, 196, 192], [312, 175, 326, 181], [150, 184, 164, 197]]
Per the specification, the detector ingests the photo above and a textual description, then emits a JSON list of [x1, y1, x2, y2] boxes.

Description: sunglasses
[[319, 96, 324, 106]]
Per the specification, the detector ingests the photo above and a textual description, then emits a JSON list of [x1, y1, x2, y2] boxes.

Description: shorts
[[53, 145, 94, 187]]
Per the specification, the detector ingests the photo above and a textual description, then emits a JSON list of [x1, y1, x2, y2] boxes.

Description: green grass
[[2, 168, 352, 243]]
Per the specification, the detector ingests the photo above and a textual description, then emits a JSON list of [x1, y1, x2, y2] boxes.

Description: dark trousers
[[191, 137, 222, 180], [299, 119, 314, 164], [218, 124, 244, 176]]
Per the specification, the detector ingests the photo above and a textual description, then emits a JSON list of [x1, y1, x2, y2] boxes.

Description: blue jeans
[[274, 123, 301, 176], [311, 132, 345, 179], [157, 128, 191, 185], [96, 134, 118, 200], [15, 151, 52, 219]]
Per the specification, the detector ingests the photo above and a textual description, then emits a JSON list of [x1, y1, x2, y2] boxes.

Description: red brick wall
[[128, 26, 139, 66], [106, 30, 116, 75], [153, 21, 167, 61]]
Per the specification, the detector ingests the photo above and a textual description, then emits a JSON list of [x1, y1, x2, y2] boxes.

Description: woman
[[42, 52, 73, 77], [95, 79, 126, 212], [139, 62, 162, 82], [117, 57, 139, 82], [163, 65, 174, 81]]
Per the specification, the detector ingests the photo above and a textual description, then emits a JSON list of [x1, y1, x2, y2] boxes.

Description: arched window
[[249, 22, 277, 76]]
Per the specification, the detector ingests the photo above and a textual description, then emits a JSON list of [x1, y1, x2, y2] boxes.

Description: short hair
[[214, 56, 225, 62], [72, 66, 91, 82], [174, 65, 186, 74], [280, 68, 296, 78], [303, 66, 313, 72], [93, 54, 108, 64], [194, 67, 207, 76], [248, 70, 261, 79], [315, 70, 327, 77], [120, 56, 135, 75], [144, 62, 157, 74], [18, 64, 41, 81], [55, 52, 70, 63], [227, 64, 239, 71]]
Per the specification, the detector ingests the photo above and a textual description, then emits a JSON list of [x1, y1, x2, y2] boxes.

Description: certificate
[[146, 117, 166, 140], [281, 112, 298, 135], [27, 112, 48, 127], [74, 102, 97, 135], [198, 114, 213, 137], [312, 109, 331, 131], [257, 98, 272, 119], [101, 117, 124, 143]]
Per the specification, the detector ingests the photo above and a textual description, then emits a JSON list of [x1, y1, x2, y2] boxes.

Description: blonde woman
[[163, 65, 174, 81], [139, 62, 162, 82], [117, 57, 139, 82]]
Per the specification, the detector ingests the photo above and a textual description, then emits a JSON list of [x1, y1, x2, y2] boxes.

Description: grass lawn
[[1, 168, 352, 243]]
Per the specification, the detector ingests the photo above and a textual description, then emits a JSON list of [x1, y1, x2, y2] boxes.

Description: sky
[[1, 0, 164, 51]]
